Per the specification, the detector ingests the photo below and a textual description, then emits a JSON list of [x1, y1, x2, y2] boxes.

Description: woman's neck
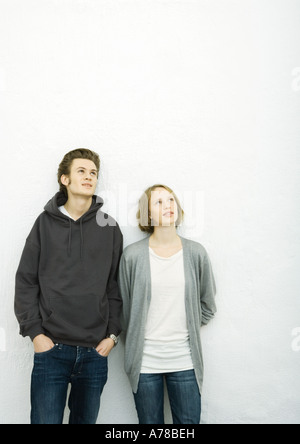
[[150, 227, 181, 247]]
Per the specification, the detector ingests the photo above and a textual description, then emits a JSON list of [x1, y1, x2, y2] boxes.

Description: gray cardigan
[[118, 235, 217, 394]]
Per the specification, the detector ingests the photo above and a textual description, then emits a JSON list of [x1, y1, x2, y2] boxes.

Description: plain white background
[[0, 0, 300, 424]]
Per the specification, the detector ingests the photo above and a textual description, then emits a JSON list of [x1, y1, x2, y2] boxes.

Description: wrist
[[107, 334, 118, 347]]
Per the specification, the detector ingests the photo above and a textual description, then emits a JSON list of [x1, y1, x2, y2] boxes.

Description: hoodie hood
[[44, 191, 104, 259], [44, 191, 104, 220]]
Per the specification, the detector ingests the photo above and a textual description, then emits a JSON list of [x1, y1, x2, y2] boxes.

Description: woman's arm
[[200, 252, 217, 325], [118, 253, 131, 334]]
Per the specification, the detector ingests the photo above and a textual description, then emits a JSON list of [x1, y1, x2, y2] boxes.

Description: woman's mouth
[[163, 212, 174, 217]]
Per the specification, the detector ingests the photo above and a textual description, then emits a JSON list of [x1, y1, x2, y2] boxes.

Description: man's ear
[[61, 175, 70, 187]]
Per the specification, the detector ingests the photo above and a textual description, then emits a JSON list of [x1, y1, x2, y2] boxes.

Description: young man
[[15, 149, 123, 424]]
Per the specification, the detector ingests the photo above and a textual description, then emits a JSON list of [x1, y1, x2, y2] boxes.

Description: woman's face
[[149, 187, 179, 228]]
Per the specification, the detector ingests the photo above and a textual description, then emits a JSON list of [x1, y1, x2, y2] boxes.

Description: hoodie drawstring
[[67, 218, 84, 261], [45, 192, 103, 261], [68, 220, 72, 257], [80, 218, 84, 260]]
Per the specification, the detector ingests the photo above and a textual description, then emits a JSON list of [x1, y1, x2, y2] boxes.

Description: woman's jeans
[[134, 370, 201, 424], [31, 344, 108, 424]]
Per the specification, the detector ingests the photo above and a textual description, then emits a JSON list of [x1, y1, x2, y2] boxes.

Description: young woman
[[118, 184, 217, 424]]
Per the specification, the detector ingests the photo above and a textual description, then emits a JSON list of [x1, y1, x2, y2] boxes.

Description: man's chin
[[68, 189, 95, 198]]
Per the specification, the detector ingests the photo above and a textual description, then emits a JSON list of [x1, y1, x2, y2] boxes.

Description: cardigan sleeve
[[200, 252, 217, 325], [118, 253, 131, 334]]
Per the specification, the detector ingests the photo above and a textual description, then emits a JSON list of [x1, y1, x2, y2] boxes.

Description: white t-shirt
[[58, 205, 75, 221], [140, 248, 194, 374]]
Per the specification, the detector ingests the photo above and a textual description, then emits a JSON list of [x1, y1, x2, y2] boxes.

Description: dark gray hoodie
[[15, 191, 123, 348]]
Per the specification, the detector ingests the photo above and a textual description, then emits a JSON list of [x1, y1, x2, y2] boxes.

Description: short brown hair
[[137, 184, 184, 234], [57, 148, 100, 196]]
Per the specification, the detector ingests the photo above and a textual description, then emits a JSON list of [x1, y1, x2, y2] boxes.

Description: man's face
[[61, 158, 98, 198]]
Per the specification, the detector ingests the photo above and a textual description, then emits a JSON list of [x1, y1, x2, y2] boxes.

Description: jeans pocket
[[92, 348, 108, 360], [34, 344, 58, 356]]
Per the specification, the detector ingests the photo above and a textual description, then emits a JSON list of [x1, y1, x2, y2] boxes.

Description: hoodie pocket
[[43, 287, 109, 343]]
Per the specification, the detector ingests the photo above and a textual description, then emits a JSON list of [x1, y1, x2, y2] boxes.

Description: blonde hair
[[137, 184, 184, 234]]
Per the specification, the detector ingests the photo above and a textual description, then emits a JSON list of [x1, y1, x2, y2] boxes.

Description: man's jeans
[[134, 370, 201, 424], [31, 343, 108, 424]]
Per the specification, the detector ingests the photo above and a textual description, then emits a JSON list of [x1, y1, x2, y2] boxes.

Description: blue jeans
[[134, 370, 201, 424], [31, 344, 108, 424]]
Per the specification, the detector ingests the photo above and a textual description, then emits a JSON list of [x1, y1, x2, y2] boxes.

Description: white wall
[[0, 0, 300, 424]]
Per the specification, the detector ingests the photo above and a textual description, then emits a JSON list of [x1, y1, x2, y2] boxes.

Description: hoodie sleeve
[[14, 218, 45, 341], [200, 250, 217, 326], [106, 224, 123, 337]]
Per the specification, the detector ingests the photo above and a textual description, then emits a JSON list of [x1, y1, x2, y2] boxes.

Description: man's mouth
[[82, 183, 92, 188]]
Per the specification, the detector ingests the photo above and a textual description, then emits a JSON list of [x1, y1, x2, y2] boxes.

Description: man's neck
[[64, 194, 93, 221]]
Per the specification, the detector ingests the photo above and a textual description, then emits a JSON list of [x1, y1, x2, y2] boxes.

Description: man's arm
[[14, 219, 45, 341], [105, 224, 123, 337], [95, 225, 123, 357]]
